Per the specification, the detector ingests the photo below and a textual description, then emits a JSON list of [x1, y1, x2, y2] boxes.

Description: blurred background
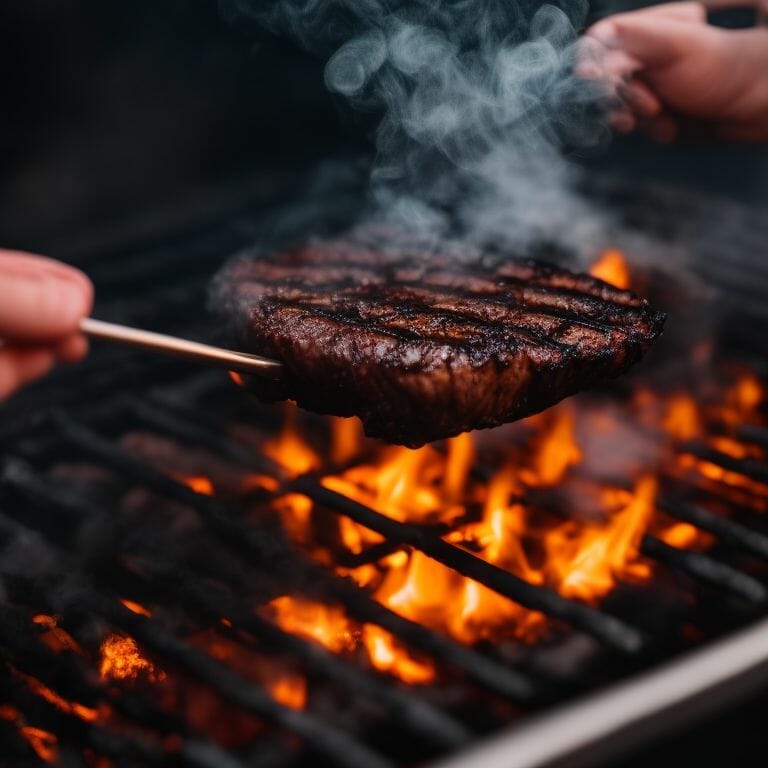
[[1, 0, 767, 252]]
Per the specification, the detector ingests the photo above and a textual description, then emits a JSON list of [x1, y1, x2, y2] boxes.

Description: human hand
[[579, 2, 768, 142], [0, 250, 93, 399]]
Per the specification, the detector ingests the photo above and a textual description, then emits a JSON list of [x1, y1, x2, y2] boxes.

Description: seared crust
[[214, 230, 665, 446]]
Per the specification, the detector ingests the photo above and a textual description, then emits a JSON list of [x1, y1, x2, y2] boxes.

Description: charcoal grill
[[2, 164, 768, 768]]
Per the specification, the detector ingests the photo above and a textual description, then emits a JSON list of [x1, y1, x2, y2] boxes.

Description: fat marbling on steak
[[214, 230, 665, 446]]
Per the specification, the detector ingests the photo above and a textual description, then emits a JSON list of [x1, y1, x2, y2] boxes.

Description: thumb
[[589, 16, 690, 67], [0, 251, 93, 343]]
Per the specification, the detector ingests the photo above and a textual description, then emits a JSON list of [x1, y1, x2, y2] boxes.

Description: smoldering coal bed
[[2, 166, 768, 768]]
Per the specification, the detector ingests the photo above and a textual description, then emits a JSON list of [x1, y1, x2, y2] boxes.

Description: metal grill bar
[[640, 537, 768, 604], [86, 596, 395, 768], [46, 411, 536, 701], [736, 424, 768, 452], [0, 598, 250, 768], [292, 479, 646, 654], [2, 456, 472, 751], [0, 514, 395, 768], [523, 479, 768, 606], [112, 390, 768, 615], [659, 495, 768, 561], [678, 441, 768, 487], [1, 664, 169, 768], [52, 408, 646, 654]]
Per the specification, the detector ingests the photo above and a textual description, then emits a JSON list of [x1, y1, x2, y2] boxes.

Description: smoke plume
[[221, 0, 613, 253]]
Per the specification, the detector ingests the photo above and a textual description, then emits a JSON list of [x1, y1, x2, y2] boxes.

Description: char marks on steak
[[214, 230, 665, 446]]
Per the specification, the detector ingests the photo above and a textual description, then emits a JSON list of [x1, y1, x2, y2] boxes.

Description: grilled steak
[[214, 230, 665, 446]]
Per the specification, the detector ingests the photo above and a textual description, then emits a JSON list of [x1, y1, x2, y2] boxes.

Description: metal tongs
[[80, 318, 283, 379]]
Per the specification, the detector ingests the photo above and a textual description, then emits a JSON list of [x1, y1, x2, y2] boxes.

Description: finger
[[55, 334, 89, 363], [0, 251, 93, 343], [0, 346, 56, 400], [621, 2, 706, 22], [618, 79, 663, 117], [589, 16, 690, 66], [574, 47, 644, 111], [575, 37, 642, 79], [609, 110, 638, 133]]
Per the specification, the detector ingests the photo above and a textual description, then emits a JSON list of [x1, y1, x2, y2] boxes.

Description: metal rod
[[45, 415, 535, 702], [432, 614, 768, 768], [291, 478, 647, 654], [80, 317, 282, 379]]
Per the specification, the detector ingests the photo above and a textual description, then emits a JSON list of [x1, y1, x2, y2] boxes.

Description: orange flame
[[99, 635, 166, 683], [229, 371, 245, 387], [331, 417, 364, 466], [522, 406, 582, 486], [546, 476, 656, 601], [266, 596, 357, 654], [589, 249, 631, 289], [258, 364, 765, 680], [264, 404, 320, 477], [361, 625, 435, 684]]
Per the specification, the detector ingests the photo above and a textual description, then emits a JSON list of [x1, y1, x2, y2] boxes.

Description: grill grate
[[2, 171, 768, 767]]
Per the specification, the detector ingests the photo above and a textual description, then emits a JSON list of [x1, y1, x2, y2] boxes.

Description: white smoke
[[222, 0, 615, 255]]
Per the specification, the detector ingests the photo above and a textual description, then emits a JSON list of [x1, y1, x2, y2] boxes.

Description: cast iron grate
[[2, 170, 768, 768]]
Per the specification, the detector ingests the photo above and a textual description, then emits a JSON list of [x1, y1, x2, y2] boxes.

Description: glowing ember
[[179, 475, 215, 496], [14, 669, 99, 722], [589, 248, 631, 289], [229, 371, 245, 386], [32, 614, 85, 656], [723, 374, 763, 424], [658, 522, 708, 550], [678, 452, 768, 499], [120, 599, 152, 617], [268, 674, 307, 710], [99, 635, 166, 683], [663, 394, 701, 440], [242, 473, 280, 493], [32, 614, 57, 628], [20, 726, 58, 763]]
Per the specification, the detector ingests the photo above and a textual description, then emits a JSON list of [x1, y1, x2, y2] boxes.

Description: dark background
[[1, 0, 767, 252], [0, 0, 352, 249]]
